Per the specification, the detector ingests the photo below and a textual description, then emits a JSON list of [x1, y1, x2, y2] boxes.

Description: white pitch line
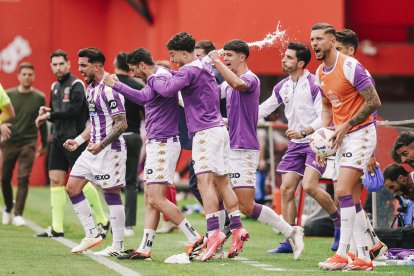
[[26, 220, 141, 276]]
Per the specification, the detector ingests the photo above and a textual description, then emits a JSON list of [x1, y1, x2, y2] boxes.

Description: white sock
[[349, 236, 357, 255], [218, 209, 226, 231], [337, 206, 356, 258], [73, 198, 98, 238], [257, 205, 293, 237], [138, 229, 155, 254], [108, 204, 125, 250], [365, 214, 380, 247], [354, 210, 370, 261], [178, 218, 201, 244]]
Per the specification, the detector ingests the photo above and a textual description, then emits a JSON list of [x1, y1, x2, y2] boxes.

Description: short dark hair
[[115, 52, 130, 72], [195, 40, 216, 55], [50, 49, 68, 61], [223, 39, 250, 58], [383, 163, 409, 181], [287, 42, 311, 67], [336, 29, 359, 52], [18, 62, 34, 73], [311, 23, 336, 36], [392, 131, 414, 162], [167, 32, 196, 53], [127, 48, 155, 66], [77, 47, 105, 65]]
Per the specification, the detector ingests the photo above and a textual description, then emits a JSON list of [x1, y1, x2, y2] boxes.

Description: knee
[[280, 184, 295, 199], [303, 182, 318, 196], [65, 185, 76, 197], [49, 176, 64, 187], [147, 194, 161, 210], [239, 201, 254, 217]]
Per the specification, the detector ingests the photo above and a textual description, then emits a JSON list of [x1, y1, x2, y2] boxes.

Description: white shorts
[[228, 149, 259, 189], [192, 126, 229, 175], [70, 146, 126, 190], [144, 139, 181, 184], [332, 124, 376, 181]]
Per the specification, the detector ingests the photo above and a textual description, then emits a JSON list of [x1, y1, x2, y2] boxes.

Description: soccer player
[[147, 32, 248, 261], [34, 49, 109, 238], [1, 63, 48, 227], [113, 52, 145, 237], [209, 40, 304, 260], [257, 42, 339, 254], [311, 23, 381, 271], [102, 48, 205, 261], [63, 48, 127, 256], [335, 29, 387, 260], [392, 131, 414, 168]]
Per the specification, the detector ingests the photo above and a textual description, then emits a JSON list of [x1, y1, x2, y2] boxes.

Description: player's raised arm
[[209, 50, 248, 91], [147, 70, 190, 97]]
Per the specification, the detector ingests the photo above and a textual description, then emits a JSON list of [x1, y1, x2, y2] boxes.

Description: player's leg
[[66, 175, 102, 253], [302, 162, 340, 251], [236, 186, 304, 260]]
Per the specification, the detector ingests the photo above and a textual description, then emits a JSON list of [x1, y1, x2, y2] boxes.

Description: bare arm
[[209, 50, 247, 91], [99, 113, 127, 149], [347, 84, 381, 127], [321, 96, 333, 128]]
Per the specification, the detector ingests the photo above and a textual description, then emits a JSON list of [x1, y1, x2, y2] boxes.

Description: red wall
[[0, 0, 410, 185]]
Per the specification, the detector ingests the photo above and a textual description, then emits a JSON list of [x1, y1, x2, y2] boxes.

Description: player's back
[[179, 58, 223, 137]]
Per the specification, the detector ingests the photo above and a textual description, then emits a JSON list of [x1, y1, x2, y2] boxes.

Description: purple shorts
[[277, 141, 325, 176]]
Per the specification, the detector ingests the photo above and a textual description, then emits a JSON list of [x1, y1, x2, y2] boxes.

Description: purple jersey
[[86, 82, 126, 151], [147, 58, 223, 137], [222, 70, 260, 150], [112, 66, 179, 140]]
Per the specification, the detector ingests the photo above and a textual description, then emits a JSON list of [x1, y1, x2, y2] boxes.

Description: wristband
[[74, 135, 86, 145]]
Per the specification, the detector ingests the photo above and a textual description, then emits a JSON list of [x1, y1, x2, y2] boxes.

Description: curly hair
[[223, 39, 250, 59], [167, 32, 195, 52]]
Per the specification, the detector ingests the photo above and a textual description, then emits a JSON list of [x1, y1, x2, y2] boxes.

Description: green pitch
[[0, 187, 413, 275]]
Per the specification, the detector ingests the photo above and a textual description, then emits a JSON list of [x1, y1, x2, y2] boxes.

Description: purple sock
[[69, 192, 86, 204], [229, 213, 243, 231], [251, 203, 263, 220], [339, 195, 354, 208], [104, 192, 122, 205], [330, 210, 341, 229], [207, 216, 219, 232]]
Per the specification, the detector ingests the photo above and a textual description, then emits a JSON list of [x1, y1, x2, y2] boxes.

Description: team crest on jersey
[[63, 87, 70, 102], [108, 100, 118, 110], [88, 100, 97, 116], [326, 90, 342, 107]]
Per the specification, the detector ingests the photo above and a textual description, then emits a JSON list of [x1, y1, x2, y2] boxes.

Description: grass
[[1, 187, 413, 275]]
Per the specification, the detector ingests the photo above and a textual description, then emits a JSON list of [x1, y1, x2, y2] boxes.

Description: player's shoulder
[[156, 66, 173, 77], [273, 76, 290, 92]]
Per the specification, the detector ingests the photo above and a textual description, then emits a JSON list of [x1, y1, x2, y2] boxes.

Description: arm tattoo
[[348, 85, 381, 127], [100, 113, 127, 149]]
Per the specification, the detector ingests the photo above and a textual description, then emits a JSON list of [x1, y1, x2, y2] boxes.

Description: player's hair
[[287, 42, 311, 68], [223, 39, 250, 59], [195, 40, 216, 55], [115, 52, 130, 72], [77, 47, 105, 65], [392, 131, 414, 163], [18, 62, 34, 73], [50, 49, 68, 61], [311, 23, 336, 36], [127, 48, 155, 66], [383, 164, 409, 181], [167, 32, 196, 53], [336, 29, 359, 52]]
